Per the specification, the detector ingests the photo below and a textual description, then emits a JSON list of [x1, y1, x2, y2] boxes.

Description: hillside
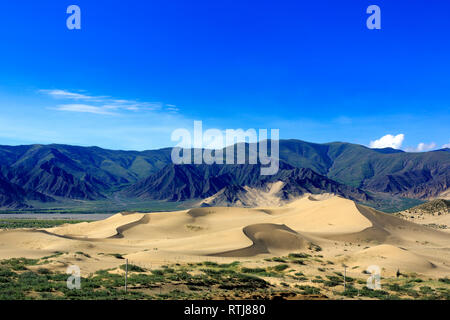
[[121, 163, 369, 204], [279, 140, 449, 199], [0, 140, 448, 209], [394, 199, 450, 232], [0, 144, 173, 201], [0, 174, 53, 209]]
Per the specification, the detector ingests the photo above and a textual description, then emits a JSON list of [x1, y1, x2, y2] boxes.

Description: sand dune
[[48, 212, 146, 239], [342, 244, 437, 275], [1, 195, 449, 278], [201, 181, 287, 207], [215, 224, 313, 257], [271, 196, 373, 233]]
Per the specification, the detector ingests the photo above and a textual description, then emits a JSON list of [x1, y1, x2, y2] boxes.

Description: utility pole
[[344, 265, 347, 291], [125, 259, 128, 293]]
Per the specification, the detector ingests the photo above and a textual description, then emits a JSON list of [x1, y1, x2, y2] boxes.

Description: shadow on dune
[[109, 214, 150, 239], [211, 223, 312, 257]]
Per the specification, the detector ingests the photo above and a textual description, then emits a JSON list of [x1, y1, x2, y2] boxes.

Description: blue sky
[[0, 0, 449, 151]]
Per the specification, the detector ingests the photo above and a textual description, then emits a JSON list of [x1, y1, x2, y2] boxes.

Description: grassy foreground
[[0, 254, 449, 300]]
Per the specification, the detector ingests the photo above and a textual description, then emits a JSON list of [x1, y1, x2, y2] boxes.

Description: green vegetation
[[295, 285, 321, 295], [0, 199, 198, 215], [273, 264, 289, 272], [336, 277, 450, 300], [41, 252, 66, 260], [309, 243, 322, 252], [0, 256, 448, 300], [288, 253, 311, 259], [439, 278, 450, 284], [0, 258, 39, 271], [0, 219, 87, 229], [75, 252, 91, 258], [240, 267, 266, 274], [120, 264, 146, 273], [272, 257, 287, 263], [0, 257, 271, 300]]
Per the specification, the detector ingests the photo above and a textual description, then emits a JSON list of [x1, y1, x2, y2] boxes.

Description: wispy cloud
[[40, 89, 176, 115], [39, 89, 97, 100], [370, 134, 404, 149], [55, 104, 118, 115], [165, 104, 180, 112], [404, 142, 437, 152], [415, 142, 436, 152]]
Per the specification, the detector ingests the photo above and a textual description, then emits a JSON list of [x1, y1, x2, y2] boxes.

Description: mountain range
[[120, 163, 369, 203], [0, 140, 448, 209]]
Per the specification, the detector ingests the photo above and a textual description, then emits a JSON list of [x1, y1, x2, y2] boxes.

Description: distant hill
[[396, 199, 449, 217], [0, 140, 448, 209], [394, 199, 450, 231], [121, 162, 369, 203], [0, 174, 53, 209], [278, 140, 449, 199], [369, 147, 405, 154], [0, 144, 172, 201]]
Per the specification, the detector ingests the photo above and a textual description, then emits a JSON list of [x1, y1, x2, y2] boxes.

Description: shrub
[[37, 268, 51, 275], [203, 261, 219, 267], [272, 257, 287, 263], [295, 285, 320, 295], [273, 264, 289, 272], [218, 261, 240, 268], [309, 244, 322, 252], [288, 253, 310, 259], [151, 269, 165, 276], [120, 264, 145, 272], [75, 252, 91, 258], [241, 267, 266, 274], [0, 258, 39, 270], [419, 286, 434, 294]]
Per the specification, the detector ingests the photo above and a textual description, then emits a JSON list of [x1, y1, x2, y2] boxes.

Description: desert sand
[[0, 195, 449, 280]]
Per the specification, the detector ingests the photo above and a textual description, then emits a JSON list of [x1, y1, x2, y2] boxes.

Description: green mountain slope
[[0, 140, 447, 209]]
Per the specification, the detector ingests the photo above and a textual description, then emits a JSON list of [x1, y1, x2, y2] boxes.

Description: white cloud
[[442, 142, 450, 149], [404, 142, 438, 152], [415, 142, 436, 152], [40, 89, 169, 115], [55, 104, 117, 115], [165, 104, 180, 112], [370, 134, 404, 149], [39, 89, 97, 100], [371, 134, 438, 152]]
